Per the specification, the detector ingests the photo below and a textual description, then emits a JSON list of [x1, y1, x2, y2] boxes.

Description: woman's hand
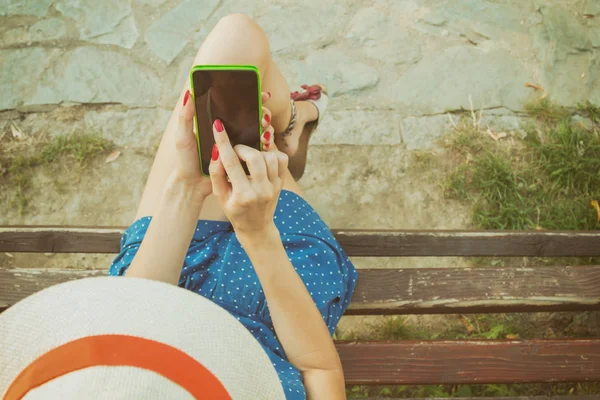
[[170, 90, 213, 203], [209, 95, 288, 238]]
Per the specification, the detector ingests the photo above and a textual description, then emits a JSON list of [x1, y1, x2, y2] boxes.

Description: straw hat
[[0, 277, 285, 399]]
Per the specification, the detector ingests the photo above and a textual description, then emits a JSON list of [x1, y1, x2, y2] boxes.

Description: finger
[[261, 125, 274, 151], [175, 89, 195, 150], [213, 119, 249, 189], [261, 91, 272, 104], [234, 145, 267, 182], [263, 151, 279, 183], [175, 90, 200, 175], [261, 106, 272, 129], [208, 144, 229, 197], [276, 151, 289, 182]]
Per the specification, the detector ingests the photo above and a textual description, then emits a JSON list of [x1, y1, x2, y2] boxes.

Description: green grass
[[341, 312, 598, 343], [578, 100, 600, 125], [0, 133, 114, 214], [524, 97, 571, 124], [39, 133, 111, 165], [444, 107, 600, 231], [410, 151, 435, 170]]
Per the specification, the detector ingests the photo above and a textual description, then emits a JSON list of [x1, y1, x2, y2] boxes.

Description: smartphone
[[189, 65, 263, 176]]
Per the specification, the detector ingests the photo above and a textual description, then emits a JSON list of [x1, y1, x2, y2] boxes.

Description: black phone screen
[[191, 68, 261, 175]]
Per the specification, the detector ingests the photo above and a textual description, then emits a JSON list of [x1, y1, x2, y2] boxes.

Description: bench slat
[[2, 227, 600, 256], [335, 230, 600, 257], [2, 267, 599, 315], [337, 340, 600, 384], [349, 266, 600, 315], [0, 268, 105, 311], [0, 227, 123, 254]]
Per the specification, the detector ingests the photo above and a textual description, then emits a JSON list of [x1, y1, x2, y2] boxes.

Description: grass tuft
[[577, 100, 600, 126], [410, 151, 435, 170], [39, 134, 112, 165], [524, 97, 570, 124]]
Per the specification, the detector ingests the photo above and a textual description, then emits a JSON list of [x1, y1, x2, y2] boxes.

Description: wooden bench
[[2, 226, 600, 397]]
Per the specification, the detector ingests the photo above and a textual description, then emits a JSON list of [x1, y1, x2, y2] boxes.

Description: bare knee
[[200, 14, 270, 66], [215, 13, 261, 33]]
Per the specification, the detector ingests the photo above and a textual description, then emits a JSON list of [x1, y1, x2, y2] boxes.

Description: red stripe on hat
[[4, 334, 231, 400]]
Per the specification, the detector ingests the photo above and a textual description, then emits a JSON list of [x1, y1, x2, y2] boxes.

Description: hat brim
[[0, 277, 285, 399]]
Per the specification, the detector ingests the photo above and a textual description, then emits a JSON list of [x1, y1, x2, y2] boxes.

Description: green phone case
[[189, 65, 263, 176]]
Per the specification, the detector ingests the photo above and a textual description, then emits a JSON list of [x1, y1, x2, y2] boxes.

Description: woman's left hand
[[171, 89, 213, 202]]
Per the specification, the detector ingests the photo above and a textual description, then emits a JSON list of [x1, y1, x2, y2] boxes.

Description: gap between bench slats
[[336, 339, 600, 385], [1, 267, 599, 315], [1, 227, 600, 256]]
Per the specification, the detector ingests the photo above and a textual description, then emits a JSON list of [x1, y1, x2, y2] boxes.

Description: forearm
[[238, 226, 344, 376], [125, 175, 204, 285]]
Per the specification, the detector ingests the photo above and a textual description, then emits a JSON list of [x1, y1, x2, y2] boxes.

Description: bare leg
[[193, 14, 318, 159], [135, 14, 309, 222]]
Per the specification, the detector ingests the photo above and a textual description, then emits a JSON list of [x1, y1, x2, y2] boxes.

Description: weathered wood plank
[[332, 230, 600, 257], [0, 227, 123, 253], [2, 267, 599, 315], [336, 340, 600, 384], [1, 227, 600, 256], [348, 266, 600, 315], [0, 268, 106, 311]]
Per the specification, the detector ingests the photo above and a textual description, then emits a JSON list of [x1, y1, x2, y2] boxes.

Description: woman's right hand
[[209, 117, 288, 238]]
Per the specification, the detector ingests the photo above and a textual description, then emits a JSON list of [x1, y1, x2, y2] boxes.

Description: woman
[[109, 14, 357, 400]]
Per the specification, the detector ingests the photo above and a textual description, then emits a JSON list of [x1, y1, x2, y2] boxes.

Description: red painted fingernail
[[264, 113, 271, 124], [214, 119, 224, 132], [263, 130, 271, 142], [264, 142, 270, 151], [183, 90, 190, 106], [211, 144, 219, 161]]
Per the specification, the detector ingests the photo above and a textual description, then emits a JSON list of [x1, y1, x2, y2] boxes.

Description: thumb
[[175, 90, 201, 177]]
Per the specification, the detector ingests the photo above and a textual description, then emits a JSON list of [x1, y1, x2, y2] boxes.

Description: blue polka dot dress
[[109, 190, 358, 399]]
